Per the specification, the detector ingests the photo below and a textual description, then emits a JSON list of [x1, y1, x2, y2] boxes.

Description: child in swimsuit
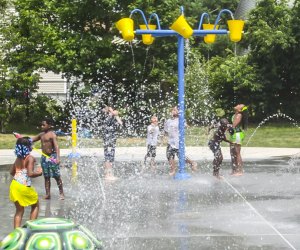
[[101, 106, 123, 180], [9, 137, 43, 228], [164, 106, 197, 176], [144, 115, 160, 171], [208, 118, 231, 179], [32, 117, 65, 199], [229, 104, 249, 176]]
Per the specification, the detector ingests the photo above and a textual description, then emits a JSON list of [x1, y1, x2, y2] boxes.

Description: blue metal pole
[[174, 35, 191, 180], [120, 7, 239, 180]]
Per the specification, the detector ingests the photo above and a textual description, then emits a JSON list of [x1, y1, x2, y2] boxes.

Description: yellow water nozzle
[[139, 24, 156, 45], [170, 15, 193, 39], [116, 18, 135, 41], [71, 119, 77, 148], [202, 24, 219, 44], [227, 19, 244, 42]]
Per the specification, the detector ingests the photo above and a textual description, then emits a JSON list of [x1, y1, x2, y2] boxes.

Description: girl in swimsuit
[[9, 137, 43, 228], [229, 104, 249, 176]]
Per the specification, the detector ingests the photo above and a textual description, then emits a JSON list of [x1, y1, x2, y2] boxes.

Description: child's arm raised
[[115, 115, 123, 126], [111, 109, 123, 126], [31, 133, 42, 142]]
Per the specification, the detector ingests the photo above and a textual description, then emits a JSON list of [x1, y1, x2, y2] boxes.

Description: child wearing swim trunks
[[144, 115, 160, 171], [9, 137, 43, 228], [32, 117, 65, 199], [164, 106, 197, 176]]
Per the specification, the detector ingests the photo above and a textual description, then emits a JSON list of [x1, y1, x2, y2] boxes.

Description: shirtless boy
[[32, 118, 64, 200]]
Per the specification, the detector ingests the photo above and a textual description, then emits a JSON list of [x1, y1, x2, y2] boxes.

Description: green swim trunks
[[41, 153, 61, 178]]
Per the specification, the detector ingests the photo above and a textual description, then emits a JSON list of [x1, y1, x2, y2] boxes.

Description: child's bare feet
[[214, 174, 224, 180], [191, 162, 198, 172], [44, 195, 51, 200], [151, 167, 156, 174], [169, 171, 176, 176], [104, 174, 118, 181], [213, 171, 223, 180], [232, 172, 243, 176], [59, 194, 65, 200]]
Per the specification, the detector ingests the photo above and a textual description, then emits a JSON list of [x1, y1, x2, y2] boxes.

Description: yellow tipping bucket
[[170, 15, 193, 39], [116, 18, 134, 41], [139, 24, 156, 45], [227, 20, 244, 42], [202, 24, 219, 44]]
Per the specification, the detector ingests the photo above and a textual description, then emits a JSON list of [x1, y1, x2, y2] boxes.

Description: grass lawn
[[244, 125, 300, 148], [186, 123, 300, 148], [0, 123, 299, 150]]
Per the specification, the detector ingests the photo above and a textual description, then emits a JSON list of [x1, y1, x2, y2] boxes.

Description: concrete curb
[[1, 147, 299, 165]]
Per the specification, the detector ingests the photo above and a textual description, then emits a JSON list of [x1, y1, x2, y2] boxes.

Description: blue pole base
[[67, 152, 81, 159], [174, 172, 191, 180]]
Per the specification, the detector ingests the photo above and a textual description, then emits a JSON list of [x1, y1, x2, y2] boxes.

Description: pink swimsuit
[[13, 156, 32, 187]]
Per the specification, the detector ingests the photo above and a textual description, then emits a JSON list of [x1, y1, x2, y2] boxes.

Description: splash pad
[[1, 153, 300, 249], [2, 4, 300, 250], [116, 6, 244, 179]]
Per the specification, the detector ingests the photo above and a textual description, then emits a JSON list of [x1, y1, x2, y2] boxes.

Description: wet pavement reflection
[[1, 156, 300, 249]]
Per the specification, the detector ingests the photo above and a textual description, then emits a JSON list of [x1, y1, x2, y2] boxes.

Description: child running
[[32, 117, 65, 200], [144, 115, 160, 171], [9, 137, 43, 228], [208, 118, 231, 179]]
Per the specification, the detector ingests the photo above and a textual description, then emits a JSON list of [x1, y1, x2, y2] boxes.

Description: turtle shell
[[0, 217, 102, 250]]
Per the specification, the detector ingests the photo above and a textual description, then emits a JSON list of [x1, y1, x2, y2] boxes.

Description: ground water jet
[[246, 112, 299, 146]]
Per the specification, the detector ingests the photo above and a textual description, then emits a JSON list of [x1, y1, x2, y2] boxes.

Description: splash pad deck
[[1, 152, 300, 249]]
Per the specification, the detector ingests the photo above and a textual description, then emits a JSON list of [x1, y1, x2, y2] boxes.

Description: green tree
[[245, 0, 297, 119], [185, 51, 215, 125], [0, 0, 40, 132], [289, 0, 300, 118], [207, 50, 262, 117], [2, 0, 245, 133]]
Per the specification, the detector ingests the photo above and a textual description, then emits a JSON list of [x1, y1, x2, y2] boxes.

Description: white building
[[235, 0, 256, 19], [37, 71, 69, 103], [235, 0, 295, 19]]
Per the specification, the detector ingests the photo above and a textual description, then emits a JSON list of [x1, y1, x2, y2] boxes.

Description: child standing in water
[[101, 106, 123, 180], [32, 118, 65, 199], [229, 104, 249, 176], [144, 115, 160, 171], [9, 137, 43, 228], [208, 118, 231, 179], [164, 106, 197, 176]]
